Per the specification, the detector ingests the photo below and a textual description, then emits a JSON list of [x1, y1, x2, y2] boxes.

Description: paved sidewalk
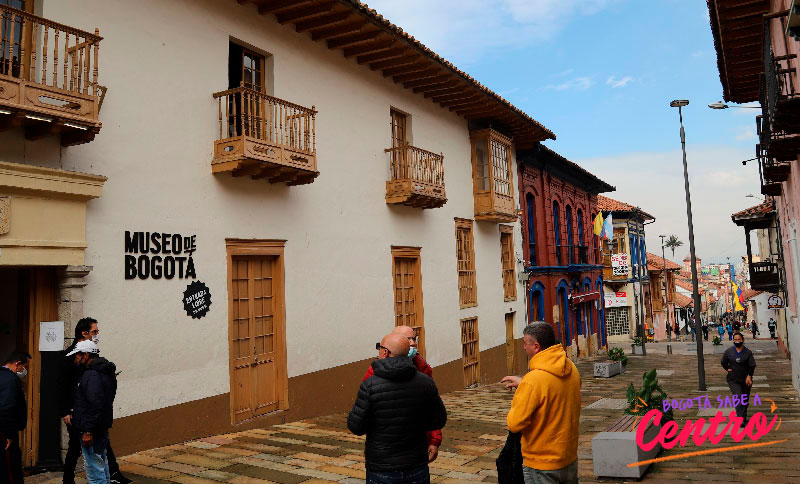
[[31, 340, 800, 484]]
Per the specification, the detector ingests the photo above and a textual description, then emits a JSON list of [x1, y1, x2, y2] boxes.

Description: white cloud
[[734, 125, 756, 141], [362, 0, 620, 63], [543, 76, 593, 91], [606, 75, 633, 88], [570, 145, 760, 263]]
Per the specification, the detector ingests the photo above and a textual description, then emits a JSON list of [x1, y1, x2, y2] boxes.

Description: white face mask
[[91, 335, 99, 345], [408, 347, 418, 359], [16, 367, 27, 379]]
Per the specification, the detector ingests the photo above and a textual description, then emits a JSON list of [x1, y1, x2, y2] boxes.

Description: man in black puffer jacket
[[348, 333, 447, 484], [67, 340, 117, 484]]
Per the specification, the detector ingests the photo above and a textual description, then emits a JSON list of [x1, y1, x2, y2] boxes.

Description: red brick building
[[517, 144, 614, 357]]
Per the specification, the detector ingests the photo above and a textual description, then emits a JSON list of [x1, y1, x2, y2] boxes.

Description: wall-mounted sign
[[768, 295, 784, 309], [183, 281, 211, 319], [39, 321, 64, 351], [604, 291, 628, 308], [611, 253, 629, 276], [125, 231, 197, 280]]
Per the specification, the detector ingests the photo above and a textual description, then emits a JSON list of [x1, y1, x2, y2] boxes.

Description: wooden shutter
[[455, 218, 477, 308], [391, 247, 425, 357], [461, 317, 479, 387], [500, 225, 516, 301]]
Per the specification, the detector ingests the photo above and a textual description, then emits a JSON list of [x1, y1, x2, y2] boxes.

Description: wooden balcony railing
[[384, 144, 446, 209], [212, 86, 318, 186], [750, 262, 781, 292], [0, 4, 103, 145]]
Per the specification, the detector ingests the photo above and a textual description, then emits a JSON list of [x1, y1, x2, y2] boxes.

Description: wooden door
[[505, 312, 515, 374], [229, 255, 281, 423], [461, 318, 479, 387], [392, 248, 425, 357]]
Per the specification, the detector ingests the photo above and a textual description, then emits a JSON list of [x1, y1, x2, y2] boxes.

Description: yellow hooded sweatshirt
[[506, 344, 581, 470]]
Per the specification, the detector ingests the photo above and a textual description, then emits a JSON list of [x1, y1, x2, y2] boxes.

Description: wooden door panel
[[253, 359, 277, 415], [392, 251, 425, 357], [505, 313, 514, 374]]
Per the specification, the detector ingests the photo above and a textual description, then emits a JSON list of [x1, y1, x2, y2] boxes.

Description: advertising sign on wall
[[611, 253, 629, 276], [604, 291, 628, 308], [768, 295, 784, 309]]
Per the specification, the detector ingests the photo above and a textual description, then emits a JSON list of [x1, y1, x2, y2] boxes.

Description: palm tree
[[664, 235, 683, 259]]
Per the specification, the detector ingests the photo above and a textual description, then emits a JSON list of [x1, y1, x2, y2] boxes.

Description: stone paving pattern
[[31, 339, 800, 484]]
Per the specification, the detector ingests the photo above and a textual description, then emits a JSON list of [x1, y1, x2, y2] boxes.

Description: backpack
[[496, 431, 525, 484]]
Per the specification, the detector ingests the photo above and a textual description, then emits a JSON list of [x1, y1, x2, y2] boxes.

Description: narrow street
[[26, 340, 798, 484]]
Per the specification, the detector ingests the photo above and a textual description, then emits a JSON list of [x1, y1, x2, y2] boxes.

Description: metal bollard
[[666, 344, 672, 355]]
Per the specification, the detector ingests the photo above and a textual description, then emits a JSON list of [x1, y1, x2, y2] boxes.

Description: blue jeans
[[523, 460, 579, 484], [366, 465, 430, 484], [81, 435, 110, 484]]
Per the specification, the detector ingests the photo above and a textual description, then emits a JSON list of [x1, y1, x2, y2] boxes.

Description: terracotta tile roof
[[731, 200, 775, 221], [675, 278, 705, 295], [646, 252, 682, 272], [741, 288, 763, 301], [246, 0, 556, 146], [673, 293, 692, 308], [597, 195, 654, 220]]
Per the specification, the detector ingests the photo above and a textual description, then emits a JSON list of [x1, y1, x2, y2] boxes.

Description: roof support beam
[[369, 54, 419, 71], [421, 85, 465, 97], [343, 40, 395, 58], [402, 75, 450, 89], [310, 22, 367, 40], [327, 30, 381, 49], [382, 62, 430, 77], [356, 47, 407, 64], [433, 92, 479, 104], [295, 12, 351, 33], [256, 0, 309, 15], [414, 81, 459, 94], [392, 69, 439, 83], [276, 2, 336, 23]]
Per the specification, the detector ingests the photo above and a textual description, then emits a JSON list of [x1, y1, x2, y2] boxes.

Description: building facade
[[645, 252, 680, 341], [517, 144, 614, 359], [598, 196, 654, 343], [0, 0, 557, 464]]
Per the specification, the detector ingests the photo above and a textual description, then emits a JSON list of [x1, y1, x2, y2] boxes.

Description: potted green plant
[[712, 335, 724, 354], [631, 336, 644, 355]]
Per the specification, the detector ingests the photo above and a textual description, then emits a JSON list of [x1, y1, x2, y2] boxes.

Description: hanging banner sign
[[611, 253, 629, 276], [604, 291, 628, 308], [768, 295, 784, 309], [183, 281, 212, 319], [124, 231, 197, 280]]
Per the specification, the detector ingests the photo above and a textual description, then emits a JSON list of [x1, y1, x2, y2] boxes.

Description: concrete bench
[[592, 414, 662, 479], [593, 361, 622, 378]]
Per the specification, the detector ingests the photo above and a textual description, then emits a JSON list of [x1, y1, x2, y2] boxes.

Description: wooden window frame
[[460, 316, 480, 388], [391, 246, 425, 357], [225, 239, 288, 425], [500, 224, 517, 301], [455, 218, 478, 308]]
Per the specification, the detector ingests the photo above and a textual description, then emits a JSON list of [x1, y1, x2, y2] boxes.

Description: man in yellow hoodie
[[505, 322, 581, 484]]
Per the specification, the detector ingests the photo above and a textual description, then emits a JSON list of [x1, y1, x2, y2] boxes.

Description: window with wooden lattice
[[461, 317, 480, 388], [500, 225, 516, 301], [391, 246, 425, 357], [455, 218, 477, 308]]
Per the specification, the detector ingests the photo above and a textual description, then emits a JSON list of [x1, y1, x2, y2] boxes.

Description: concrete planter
[[713, 345, 725, 354], [592, 417, 662, 479], [631, 345, 644, 355], [593, 361, 622, 378]]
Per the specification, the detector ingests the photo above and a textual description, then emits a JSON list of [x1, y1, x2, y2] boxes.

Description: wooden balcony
[[385, 145, 446, 209], [470, 129, 516, 223], [750, 262, 781, 292], [212, 87, 318, 186], [0, 4, 103, 146]]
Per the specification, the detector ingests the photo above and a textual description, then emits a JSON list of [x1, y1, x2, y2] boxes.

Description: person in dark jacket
[[721, 332, 756, 422], [67, 340, 117, 484], [0, 351, 30, 484], [361, 326, 443, 463], [348, 333, 446, 484], [60, 318, 129, 484]]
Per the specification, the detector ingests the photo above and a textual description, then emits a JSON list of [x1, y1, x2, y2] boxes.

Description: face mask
[[16, 367, 27, 379], [734, 341, 743, 348], [408, 347, 418, 359], [91, 335, 99, 345]]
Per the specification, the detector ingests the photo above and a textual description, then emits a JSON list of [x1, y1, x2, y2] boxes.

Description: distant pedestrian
[[702, 322, 709, 341], [690, 322, 696, 342], [768, 318, 777, 339], [726, 322, 733, 341], [348, 333, 447, 483], [717, 323, 725, 339], [666, 322, 672, 340], [68, 341, 118, 484], [361, 326, 442, 463], [721, 332, 756, 422], [750, 320, 759, 340], [505, 323, 581, 484], [674, 322, 680, 341], [0, 351, 30, 484], [60, 318, 130, 484], [733, 320, 741, 332]]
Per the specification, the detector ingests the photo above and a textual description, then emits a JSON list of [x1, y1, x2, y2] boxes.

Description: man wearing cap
[[67, 341, 117, 484], [348, 333, 447, 484], [361, 326, 442, 462]]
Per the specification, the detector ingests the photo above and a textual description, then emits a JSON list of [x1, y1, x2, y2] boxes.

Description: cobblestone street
[[31, 340, 799, 484]]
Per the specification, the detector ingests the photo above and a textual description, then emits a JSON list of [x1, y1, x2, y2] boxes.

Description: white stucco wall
[[7, 0, 529, 418]]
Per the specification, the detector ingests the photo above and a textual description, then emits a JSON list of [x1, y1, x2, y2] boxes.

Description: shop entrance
[[0, 267, 60, 470]]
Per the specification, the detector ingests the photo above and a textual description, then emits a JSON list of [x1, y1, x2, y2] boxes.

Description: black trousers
[[0, 436, 23, 484], [727, 379, 751, 421], [63, 425, 119, 483]]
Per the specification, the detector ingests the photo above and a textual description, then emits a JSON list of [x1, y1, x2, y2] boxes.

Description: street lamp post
[[670, 99, 706, 391]]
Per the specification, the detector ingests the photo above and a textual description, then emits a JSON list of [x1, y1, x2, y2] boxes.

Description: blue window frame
[[630, 235, 637, 270], [577, 209, 584, 263], [526, 194, 536, 266], [591, 212, 597, 264], [566, 206, 574, 264], [557, 281, 571, 345], [597, 277, 606, 347], [529, 281, 545, 322], [553, 202, 561, 265]]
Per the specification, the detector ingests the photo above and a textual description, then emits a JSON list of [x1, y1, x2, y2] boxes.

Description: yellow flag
[[593, 212, 604, 236], [732, 282, 745, 311]]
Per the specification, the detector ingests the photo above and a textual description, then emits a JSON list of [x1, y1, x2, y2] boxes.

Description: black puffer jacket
[[72, 357, 117, 449], [347, 356, 447, 472], [0, 367, 26, 438]]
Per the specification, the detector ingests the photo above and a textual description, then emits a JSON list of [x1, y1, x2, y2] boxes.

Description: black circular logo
[[183, 281, 211, 319]]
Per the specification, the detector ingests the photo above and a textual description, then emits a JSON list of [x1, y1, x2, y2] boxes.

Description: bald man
[[362, 326, 442, 462], [348, 333, 447, 483]]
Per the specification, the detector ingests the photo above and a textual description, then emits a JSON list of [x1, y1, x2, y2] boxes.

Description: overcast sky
[[365, 0, 761, 264]]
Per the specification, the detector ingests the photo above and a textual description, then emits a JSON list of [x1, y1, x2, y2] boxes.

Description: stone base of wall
[[111, 340, 527, 456]]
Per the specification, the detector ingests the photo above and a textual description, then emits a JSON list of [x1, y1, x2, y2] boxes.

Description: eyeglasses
[[375, 343, 392, 356]]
